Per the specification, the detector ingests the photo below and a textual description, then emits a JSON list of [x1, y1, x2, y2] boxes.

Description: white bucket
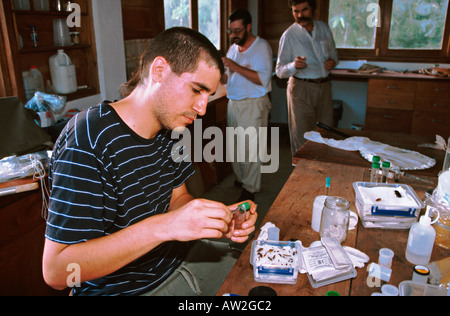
[[49, 49, 77, 94]]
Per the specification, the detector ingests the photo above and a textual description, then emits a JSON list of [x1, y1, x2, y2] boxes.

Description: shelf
[[65, 86, 98, 101], [19, 44, 90, 54], [13, 10, 87, 16]]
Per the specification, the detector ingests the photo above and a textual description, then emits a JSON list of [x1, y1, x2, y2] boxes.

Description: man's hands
[[167, 199, 257, 244], [294, 56, 336, 72], [294, 56, 308, 69], [228, 200, 258, 243]]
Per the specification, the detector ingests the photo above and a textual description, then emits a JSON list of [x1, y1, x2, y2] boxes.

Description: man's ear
[[150, 57, 170, 82]]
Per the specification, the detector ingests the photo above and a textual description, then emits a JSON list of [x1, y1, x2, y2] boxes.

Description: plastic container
[[33, 0, 49, 10], [49, 49, 77, 94], [443, 137, 450, 172], [29, 66, 45, 92], [399, 281, 448, 296], [412, 265, 430, 284], [311, 195, 327, 232], [319, 196, 350, 244], [378, 248, 394, 269], [22, 71, 35, 100], [250, 240, 301, 285], [52, 18, 71, 47], [353, 182, 424, 229], [381, 284, 398, 296], [406, 206, 438, 265]]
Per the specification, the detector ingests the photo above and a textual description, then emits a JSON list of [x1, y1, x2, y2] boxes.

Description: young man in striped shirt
[[42, 27, 257, 296]]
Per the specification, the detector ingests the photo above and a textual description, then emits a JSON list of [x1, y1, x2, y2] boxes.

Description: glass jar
[[320, 196, 350, 244]]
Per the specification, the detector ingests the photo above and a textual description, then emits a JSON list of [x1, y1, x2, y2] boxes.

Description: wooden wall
[[121, 0, 165, 40]]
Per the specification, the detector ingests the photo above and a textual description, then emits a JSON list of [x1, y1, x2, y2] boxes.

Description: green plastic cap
[[372, 162, 380, 169], [239, 202, 251, 211], [372, 156, 380, 163], [382, 161, 391, 168]]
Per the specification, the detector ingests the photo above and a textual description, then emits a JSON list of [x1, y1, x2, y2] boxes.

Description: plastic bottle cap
[[419, 206, 439, 226], [382, 161, 391, 168], [372, 156, 380, 163], [372, 162, 380, 169], [419, 215, 431, 226], [239, 202, 250, 211]]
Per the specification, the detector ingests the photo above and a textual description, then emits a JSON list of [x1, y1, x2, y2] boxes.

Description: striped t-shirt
[[45, 101, 194, 296]]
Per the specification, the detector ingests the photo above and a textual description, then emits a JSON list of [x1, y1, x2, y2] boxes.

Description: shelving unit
[[2, 0, 99, 102]]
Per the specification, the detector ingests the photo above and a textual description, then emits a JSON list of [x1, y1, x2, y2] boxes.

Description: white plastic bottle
[[49, 49, 77, 94], [29, 65, 45, 92], [22, 71, 35, 100], [405, 206, 439, 265]]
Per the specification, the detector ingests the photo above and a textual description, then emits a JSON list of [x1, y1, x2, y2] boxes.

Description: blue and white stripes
[[45, 102, 194, 295]]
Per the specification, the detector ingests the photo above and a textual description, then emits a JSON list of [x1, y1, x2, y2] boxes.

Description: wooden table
[[217, 132, 449, 296]]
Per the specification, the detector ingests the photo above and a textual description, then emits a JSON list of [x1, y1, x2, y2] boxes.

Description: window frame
[[323, 0, 450, 63], [164, 0, 228, 54]]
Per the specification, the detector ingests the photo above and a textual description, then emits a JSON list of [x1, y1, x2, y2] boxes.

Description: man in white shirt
[[276, 0, 338, 156], [222, 9, 273, 202]]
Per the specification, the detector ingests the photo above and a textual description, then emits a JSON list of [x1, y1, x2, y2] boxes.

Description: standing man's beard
[[232, 30, 248, 46]]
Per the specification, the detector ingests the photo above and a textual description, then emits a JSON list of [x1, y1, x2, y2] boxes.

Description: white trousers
[[226, 95, 272, 193]]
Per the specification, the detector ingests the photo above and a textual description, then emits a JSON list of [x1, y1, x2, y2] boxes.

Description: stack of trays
[[353, 182, 425, 229]]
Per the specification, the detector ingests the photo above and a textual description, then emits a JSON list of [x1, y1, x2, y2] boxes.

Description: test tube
[[382, 161, 391, 183], [233, 202, 250, 229], [325, 177, 331, 196], [370, 162, 381, 183]]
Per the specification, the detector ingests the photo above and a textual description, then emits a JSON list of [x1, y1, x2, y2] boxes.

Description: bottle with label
[[406, 206, 439, 265], [49, 49, 77, 94], [30, 26, 39, 47], [29, 66, 45, 93]]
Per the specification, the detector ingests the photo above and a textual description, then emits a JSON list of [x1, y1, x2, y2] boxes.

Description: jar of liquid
[[320, 196, 350, 244]]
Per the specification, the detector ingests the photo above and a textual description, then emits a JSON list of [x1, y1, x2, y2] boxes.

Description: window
[[329, 0, 378, 49], [389, 0, 449, 50], [327, 0, 450, 62], [164, 0, 221, 50]]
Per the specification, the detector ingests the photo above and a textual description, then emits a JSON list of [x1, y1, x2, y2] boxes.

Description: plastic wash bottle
[[406, 206, 439, 265]]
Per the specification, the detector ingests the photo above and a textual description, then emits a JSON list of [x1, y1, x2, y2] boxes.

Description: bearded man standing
[[276, 0, 338, 157], [222, 9, 273, 202]]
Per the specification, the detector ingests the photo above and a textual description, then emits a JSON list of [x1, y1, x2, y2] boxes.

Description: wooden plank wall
[[121, 0, 165, 40]]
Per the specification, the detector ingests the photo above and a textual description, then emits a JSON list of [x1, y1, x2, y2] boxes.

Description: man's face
[[228, 19, 249, 46], [292, 2, 314, 27], [154, 60, 221, 132]]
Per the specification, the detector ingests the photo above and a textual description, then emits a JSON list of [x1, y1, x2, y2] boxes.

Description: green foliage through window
[[389, 0, 449, 50], [164, 0, 221, 49]]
